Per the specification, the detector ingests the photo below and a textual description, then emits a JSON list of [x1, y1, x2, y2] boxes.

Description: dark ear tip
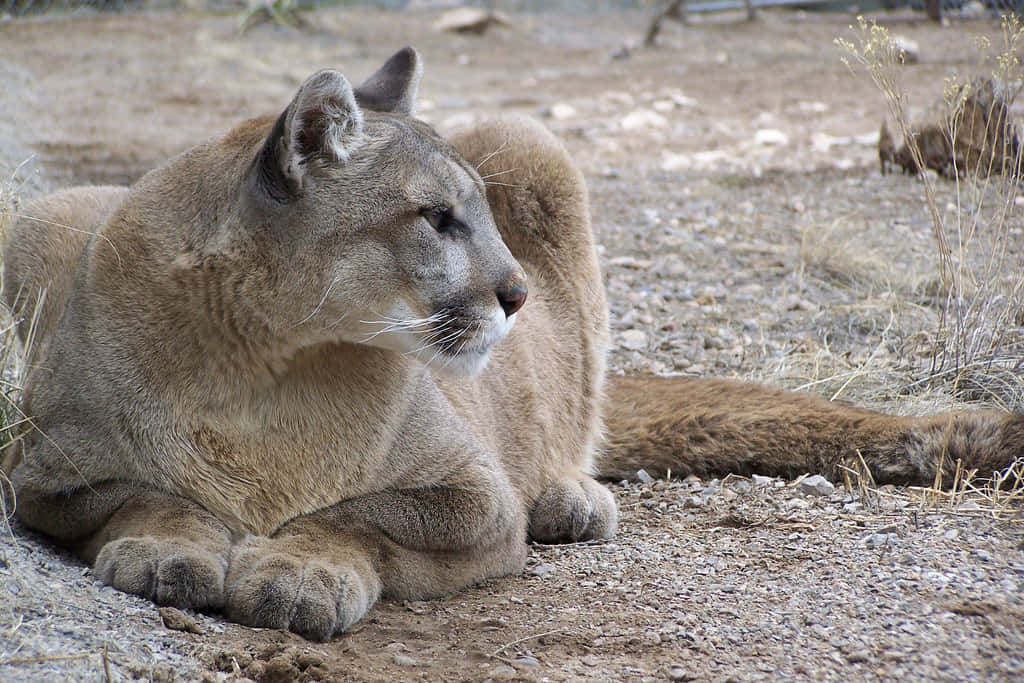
[[389, 47, 421, 72]]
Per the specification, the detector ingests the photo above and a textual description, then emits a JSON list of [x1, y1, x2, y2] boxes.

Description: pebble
[[754, 128, 789, 146], [158, 607, 204, 635], [491, 664, 518, 677], [581, 655, 601, 667], [668, 665, 692, 680], [515, 655, 540, 667], [752, 474, 775, 487], [730, 480, 752, 494], [530, 563, 556, 579], [620, 329, 648, 350], [393, 654, 417, 666], [621, 109, 668, 131], [799, 474, 835, 497], [636, 468, 655, 484], [861, 532, 899, 548], [549, 102, 576, 121]]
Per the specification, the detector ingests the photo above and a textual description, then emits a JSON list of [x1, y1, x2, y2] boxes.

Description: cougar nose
[[496, 282, 528, 318]]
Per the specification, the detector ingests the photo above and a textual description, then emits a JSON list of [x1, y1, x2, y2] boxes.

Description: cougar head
[[241, 48, 527, 376]]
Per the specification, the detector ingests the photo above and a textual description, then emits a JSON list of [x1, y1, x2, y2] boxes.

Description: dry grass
[[837, 17, 1024, 412], [0, 163, 33, 528]]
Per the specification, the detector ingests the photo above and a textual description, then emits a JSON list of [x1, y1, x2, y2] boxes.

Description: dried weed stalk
[[0, 165, 33, 528], [839, 17, 1024, 411]]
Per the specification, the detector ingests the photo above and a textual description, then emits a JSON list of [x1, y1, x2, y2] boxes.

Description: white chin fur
[[423, 309, 515, 377], [426, 347, 494, 377], [353, 304, 516, 377]]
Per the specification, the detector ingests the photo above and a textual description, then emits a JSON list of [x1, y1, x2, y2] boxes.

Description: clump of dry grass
[[838, 17, 1024, 412], [238, 0, 310, 33], [840, 448, 1024, 521], [0, 164, 32, 529]]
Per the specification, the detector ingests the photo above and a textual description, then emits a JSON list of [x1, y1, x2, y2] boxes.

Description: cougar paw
[[528, 477, 618, 544], [225, 539, 380, 641], [94, 536, 226, 610]]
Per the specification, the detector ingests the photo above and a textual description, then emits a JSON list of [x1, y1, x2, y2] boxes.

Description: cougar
[[5, 48, 1021, 640]]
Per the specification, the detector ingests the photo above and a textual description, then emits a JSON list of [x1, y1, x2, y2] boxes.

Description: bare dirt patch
[[1, 7, 1022, 682]]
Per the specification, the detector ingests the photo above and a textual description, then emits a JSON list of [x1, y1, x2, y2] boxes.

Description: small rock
[[581, 655, 601, 667], [799, 474, 835, 497], [610, 44, 632, 60], [730, 480, 752, 494], [798, 101, 829, 114], [668, 665, 694, 680], [752, 474, 774, 487], [842, 501, 863, 514], [492, 664, 518, 677], [861, 532, 899, 548], [393, 654, 417, 666], [515, 655, 540, 668], [636, 469, 655, 485], [549, 102, 576, 121], [620, 328, 648, 351], [530, 563, 555, 579], [158, 606, 204, 635], [754, 128, 789, 146], [621, 109, 668, 131], [643, 630, 662, 646]]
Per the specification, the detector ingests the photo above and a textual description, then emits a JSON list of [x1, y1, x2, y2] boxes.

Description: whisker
[[15, 212, 123, 268], [293, 275, 339, 327], [476, 139, 513, 171], [480, 167, 519, 180], [483, 181, 524, 189]]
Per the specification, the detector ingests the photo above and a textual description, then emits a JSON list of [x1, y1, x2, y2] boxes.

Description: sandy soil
[[1, 6, 1022, 682]]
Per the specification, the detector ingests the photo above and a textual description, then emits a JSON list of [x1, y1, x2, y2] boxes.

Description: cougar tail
[[599, 375, 1024, 486]]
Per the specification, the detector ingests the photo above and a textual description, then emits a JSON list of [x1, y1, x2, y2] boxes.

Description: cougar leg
[[225, 462, 526, 641]]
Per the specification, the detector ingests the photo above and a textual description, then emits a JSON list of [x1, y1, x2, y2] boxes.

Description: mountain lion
[[4, 48, 1021, 641]]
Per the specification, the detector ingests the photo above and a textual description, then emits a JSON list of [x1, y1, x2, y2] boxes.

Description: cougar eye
[[422, 206, 456, 233]]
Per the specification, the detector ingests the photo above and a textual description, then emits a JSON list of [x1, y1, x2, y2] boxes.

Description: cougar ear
[[255, 69, 364, 199], [354, 47, 422, 116]]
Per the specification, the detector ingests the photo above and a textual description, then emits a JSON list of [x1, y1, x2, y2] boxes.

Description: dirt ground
[[1, 6, 1023, 682]]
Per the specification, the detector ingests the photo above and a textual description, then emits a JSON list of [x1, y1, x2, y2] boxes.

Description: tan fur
[[4, 49, 1022, 641]]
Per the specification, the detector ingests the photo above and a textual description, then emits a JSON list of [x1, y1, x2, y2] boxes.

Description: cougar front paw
[[94, 536, 226, 610], [528, 476, 618, 543], [225, 537, 381, 641]]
